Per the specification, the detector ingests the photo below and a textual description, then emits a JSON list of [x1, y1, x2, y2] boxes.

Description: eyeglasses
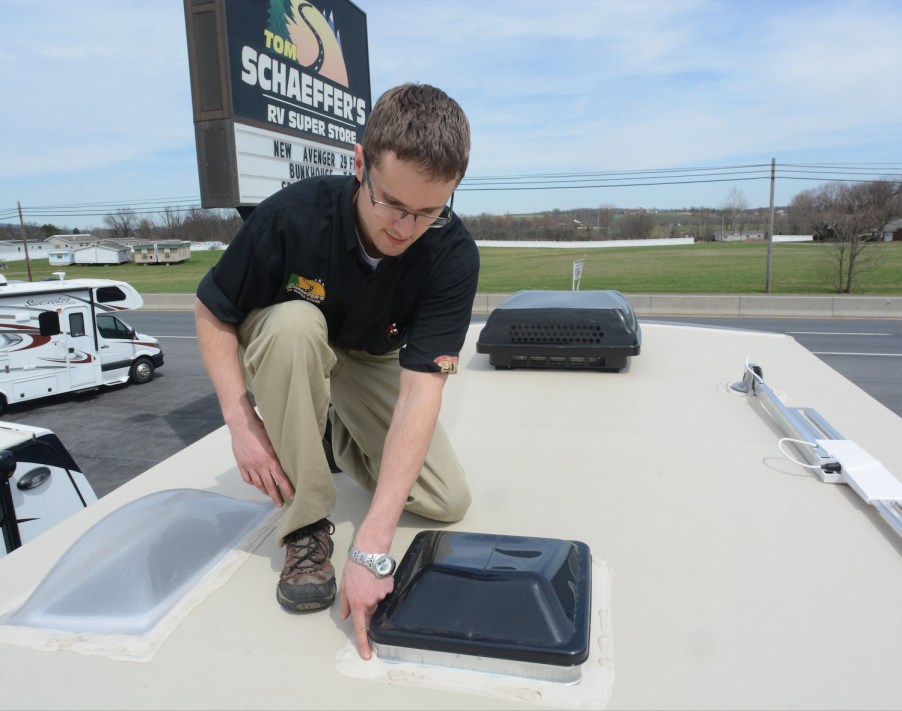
[[363, 162, 454, 229]]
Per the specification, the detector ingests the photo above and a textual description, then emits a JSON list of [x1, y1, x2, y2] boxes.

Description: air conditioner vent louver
[[509, 323, 604, 344]]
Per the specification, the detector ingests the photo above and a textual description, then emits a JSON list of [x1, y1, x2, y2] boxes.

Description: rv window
[[38, 311, 61, 336], [97, 314, 131, 339], [96, 286, 127, 303], [69, 313, 86, 338]]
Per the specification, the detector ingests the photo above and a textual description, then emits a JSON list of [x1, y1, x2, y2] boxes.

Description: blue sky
[[1, 0, 901, 231]]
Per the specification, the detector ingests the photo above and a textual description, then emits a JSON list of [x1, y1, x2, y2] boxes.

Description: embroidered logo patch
[[434, 355, 458, 374], [286, 274, 325, 304]]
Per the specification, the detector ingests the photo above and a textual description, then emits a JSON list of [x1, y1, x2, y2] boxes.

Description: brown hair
[[362, 83, 470, 183]]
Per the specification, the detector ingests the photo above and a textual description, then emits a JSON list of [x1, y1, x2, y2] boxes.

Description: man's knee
[[409, 482, 471, 523], [241, 301, 331, 371], [252, 301, 326, 344], [438, 486, 471, 523]]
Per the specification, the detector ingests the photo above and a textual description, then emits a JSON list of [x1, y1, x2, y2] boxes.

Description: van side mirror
[[38, 311, 61, 336], [0, 449, 21, 553], [0, 450, 15, 479]]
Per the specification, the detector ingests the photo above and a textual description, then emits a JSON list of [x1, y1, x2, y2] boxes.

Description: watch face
[[374, 555, 395, 576]]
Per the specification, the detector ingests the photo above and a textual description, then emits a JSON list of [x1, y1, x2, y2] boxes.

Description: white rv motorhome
[[0, 275, 163, 413]]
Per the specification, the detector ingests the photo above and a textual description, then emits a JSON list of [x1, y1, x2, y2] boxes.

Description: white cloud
[[1, 0, 900, 228]]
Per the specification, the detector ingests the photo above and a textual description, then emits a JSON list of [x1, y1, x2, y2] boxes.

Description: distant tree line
[[99, 207, 244, 244], [464, 179, 901, 247], [1, 207, 243, 245], [4, 179, 900, 277], [788, 179, 902, 293], [462, 201, 809, 242]]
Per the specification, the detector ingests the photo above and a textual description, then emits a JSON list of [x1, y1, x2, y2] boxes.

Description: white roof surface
[[0, 321, 900, 710], [0, 423, 40, 451]]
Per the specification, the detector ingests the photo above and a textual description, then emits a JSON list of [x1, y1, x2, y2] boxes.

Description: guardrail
[[143, 292, 902, 318]]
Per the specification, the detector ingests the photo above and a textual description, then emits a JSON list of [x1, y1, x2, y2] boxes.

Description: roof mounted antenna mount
[[732, 361, 902, 539]]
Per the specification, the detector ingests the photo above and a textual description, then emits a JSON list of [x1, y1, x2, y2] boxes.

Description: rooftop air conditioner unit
[[476, 290, 641, 372]]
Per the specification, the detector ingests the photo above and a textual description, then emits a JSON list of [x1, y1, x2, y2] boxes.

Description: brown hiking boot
[[276, 518, 336, 612]]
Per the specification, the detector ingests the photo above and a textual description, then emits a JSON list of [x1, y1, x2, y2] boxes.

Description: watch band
[[347, 545, 397, 578]]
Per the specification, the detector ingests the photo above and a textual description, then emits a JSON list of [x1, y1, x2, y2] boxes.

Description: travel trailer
[[0, 275, 163, 413], [0, 420, 96, 557]]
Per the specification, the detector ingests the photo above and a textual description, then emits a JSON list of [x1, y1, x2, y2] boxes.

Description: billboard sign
[[184, 0, 370, 211]]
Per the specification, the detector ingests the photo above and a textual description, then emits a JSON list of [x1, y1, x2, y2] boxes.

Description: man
[[194, 83, 478, 660]]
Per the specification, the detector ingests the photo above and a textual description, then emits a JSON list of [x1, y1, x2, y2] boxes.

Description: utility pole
[[765, 158, 775, 293], [16, 202, 33, 282]]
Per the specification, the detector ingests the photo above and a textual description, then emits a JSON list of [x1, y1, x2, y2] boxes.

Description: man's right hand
[[230, 411, 295, 506], [195, 300, 295, 508]]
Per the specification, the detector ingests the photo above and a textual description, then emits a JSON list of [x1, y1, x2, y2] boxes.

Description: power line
[[4, 161, 901, 223], [0, 201, 213, 222], [458, 176, 769, 191], [461, 164, 774, 181], [457, 163, 902, 191]]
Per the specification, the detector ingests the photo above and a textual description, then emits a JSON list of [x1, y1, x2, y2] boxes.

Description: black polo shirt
[[196, 174, 480, 373]]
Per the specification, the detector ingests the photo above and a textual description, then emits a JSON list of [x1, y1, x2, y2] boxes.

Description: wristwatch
[[347, 545, 397, 578]]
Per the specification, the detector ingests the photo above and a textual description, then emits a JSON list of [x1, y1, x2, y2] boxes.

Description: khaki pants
[[238, 301, 470, 544]]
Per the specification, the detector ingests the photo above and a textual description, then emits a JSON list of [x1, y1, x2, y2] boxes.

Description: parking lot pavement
[[3, 311, 901, 500], [3, 322, 223, 498]]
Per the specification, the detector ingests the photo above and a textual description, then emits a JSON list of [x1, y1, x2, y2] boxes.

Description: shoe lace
[[284, 519, 335, 572]]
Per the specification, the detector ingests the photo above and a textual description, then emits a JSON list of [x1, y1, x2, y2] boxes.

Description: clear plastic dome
[[1, 489, 273, 636]]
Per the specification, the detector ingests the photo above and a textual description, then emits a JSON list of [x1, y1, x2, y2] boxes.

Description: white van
[[0, 274, 163, 413], [0, 420, 97, 557]]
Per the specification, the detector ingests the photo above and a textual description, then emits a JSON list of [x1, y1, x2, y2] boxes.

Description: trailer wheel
[[130, 357, 155, 384]]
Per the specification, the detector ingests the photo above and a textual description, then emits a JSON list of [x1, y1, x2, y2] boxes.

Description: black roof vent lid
[[369, 530, 592, 683]]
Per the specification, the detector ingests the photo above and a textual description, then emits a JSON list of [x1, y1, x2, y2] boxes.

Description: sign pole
[[572, 258, 585, 291], [16, 202, 33, 282]]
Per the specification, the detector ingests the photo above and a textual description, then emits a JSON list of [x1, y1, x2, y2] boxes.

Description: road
[[3, 311, 901, 498], [4, 311, 222, 497], [642, 315, 902, 417]]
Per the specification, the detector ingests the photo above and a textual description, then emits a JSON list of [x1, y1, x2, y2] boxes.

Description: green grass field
[[9, 240, 902, 295]]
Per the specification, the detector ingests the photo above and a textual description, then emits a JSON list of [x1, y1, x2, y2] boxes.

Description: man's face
[[353, 145, 458, 259]]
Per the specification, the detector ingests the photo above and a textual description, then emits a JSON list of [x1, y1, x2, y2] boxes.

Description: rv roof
[[0, 321, 899, 709], [0, 278, 143, 310], [0, 278, 126, 291]]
